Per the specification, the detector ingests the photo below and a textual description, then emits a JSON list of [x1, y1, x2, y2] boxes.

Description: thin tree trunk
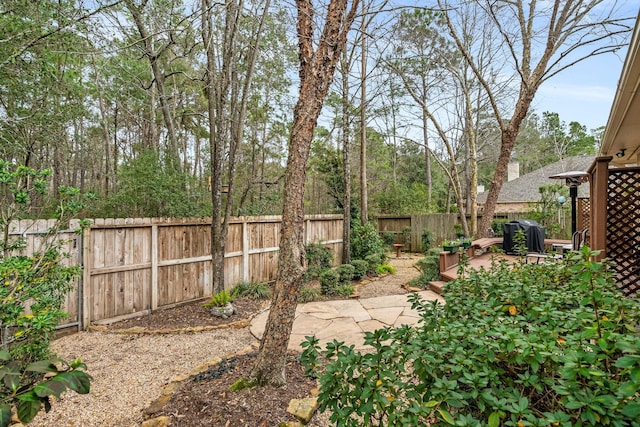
[[359, 0, 367, 225], [341, 51, 351, 264], [250, 0, 359, 387]]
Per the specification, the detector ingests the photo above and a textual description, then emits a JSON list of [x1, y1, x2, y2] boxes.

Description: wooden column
[[588, 156, 612, 261]]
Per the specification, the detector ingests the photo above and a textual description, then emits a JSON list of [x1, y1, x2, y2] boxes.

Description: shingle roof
[[477, 156, 594, 203]]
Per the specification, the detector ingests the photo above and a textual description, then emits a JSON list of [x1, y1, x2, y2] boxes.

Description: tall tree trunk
[[341, 50, 351, 264], [359, 0, 367, 225], [202, 0, 269, 293], [125, 0, 179, 159], [250, 0, 359, 387]]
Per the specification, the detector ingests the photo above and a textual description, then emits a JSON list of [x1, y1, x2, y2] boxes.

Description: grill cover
[[502, 219, 545, 254]]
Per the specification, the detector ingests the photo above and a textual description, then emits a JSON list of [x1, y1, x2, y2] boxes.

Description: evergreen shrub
[[302, 247, 640, 426], [351, 221, 385, 261], [350, 260, 369, 280], [336, 264, 355, 285], [319, 269, 340, 295], [305, 243, 333, 281]]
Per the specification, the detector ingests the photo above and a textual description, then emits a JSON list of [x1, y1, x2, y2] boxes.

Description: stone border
[[86, 304, 268, 335], [140, 343, 259, 426], [140, 342, 319, 427]]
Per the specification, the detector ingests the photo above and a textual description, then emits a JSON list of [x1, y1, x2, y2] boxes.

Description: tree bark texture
[[250, 0, 359, 387]]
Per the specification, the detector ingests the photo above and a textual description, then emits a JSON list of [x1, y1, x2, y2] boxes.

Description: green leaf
[[16, 399, 41, 424], [615, 356, 640, 369], [3, 372, 20, 392], [621, 402, 640, 418], [0, 350, 10, 362], [488, 411, 501, 427], [34, 379, 68, 399], [0, 405, 11, 427], [26, 360, 59, 373], [57, 370, 91, 394], [438, 409, 455, 425], [424, 400, 440, 408]]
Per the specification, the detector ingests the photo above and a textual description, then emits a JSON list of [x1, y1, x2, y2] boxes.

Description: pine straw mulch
[[101, 256, 420, 426]]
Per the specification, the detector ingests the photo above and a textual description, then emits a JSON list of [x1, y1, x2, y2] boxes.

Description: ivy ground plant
[[301, 247, 640, 426]]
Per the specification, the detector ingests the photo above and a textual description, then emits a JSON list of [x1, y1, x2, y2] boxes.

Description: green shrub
[[491, 218, 509, 237], [376, 264, 396, 275], [421, 230, 434, 253], [381, 232, 395, 246], [364, 253, 384, 275], [203, 289, 237, 308], [0, 350, 92, 426], [334, 284, 354, 297], [232, 281, 271, 300], [301, 247, 640, 426], [351, 221, 385, 261], [400, 226, 411, 246], [336, 264, 355, 285], [350, 259, 369, 280], [0, 163, 92, 366], [319, 269, 340, 295], [299, 286, 321, 303], [304, 243, 334, 280], [412, 253, 440, 285]]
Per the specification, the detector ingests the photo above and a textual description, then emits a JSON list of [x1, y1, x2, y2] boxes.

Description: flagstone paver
[[250, 290, 443, 351]]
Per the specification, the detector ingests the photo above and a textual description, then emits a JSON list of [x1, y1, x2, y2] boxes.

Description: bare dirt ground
[[32, 252, 424, 427]]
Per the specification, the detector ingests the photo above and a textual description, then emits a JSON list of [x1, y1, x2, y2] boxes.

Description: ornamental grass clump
[[301, 247, 640, 426]]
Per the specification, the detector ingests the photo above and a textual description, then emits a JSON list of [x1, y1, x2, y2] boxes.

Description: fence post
[[151, 224, 158, 310], [81, 226, 91, 329], [242, 220, 249, 283]]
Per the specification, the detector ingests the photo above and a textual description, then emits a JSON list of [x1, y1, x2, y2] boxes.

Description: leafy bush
[[350, 260, 369, 280], [334, 284, 355, 297], [364, 253, 386, 275], [301, 247, 640, 426], [319, 269, 340, 295], [351, 221, 385, 261], [304, 243, 334, 281], [421, 230, 434, 253], [232, 281, 271, 300], [0, 163, 91, 366], [299, 286, 321, 303], [410, 252, 441, 288], [336, 264, 355, 286], [381, 232, 395, 246], [491, 219, 509, 237], [0, 350, 91, 426], [400, 226, 411, 246], [376, 264, 396, 275]]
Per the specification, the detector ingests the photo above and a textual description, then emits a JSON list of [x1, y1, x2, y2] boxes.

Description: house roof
[[477, 156, 594, 203], [599, 8, 640, 166]]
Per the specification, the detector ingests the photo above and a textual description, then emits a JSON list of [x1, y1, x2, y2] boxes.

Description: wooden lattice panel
[[607, 168, 640, 296], [577, 198, 591, 236]]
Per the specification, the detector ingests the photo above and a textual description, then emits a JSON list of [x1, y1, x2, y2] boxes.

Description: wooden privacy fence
[[7, 215, 343, 329], [377, 212, 531, 252]]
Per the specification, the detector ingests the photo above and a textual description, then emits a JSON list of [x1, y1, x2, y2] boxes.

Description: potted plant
[[442, 239, 460, 253], [460, 237, 472, 249], [453, 223, 464, 238]]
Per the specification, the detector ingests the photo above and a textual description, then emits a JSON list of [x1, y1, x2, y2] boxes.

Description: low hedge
[[302, 247, 640, 426]]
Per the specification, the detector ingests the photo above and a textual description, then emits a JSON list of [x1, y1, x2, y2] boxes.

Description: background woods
[[1, 1, 632, 230]]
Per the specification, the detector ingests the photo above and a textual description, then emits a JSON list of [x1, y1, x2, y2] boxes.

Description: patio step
[[428, 281, 446, 295]]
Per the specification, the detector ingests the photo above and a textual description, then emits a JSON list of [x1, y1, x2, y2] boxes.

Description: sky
[[532, 2, 639, 133], [534, 47, 629, 133]]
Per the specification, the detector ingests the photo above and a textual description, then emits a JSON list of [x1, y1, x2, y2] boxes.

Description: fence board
[[8, 215, 342, 327]]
